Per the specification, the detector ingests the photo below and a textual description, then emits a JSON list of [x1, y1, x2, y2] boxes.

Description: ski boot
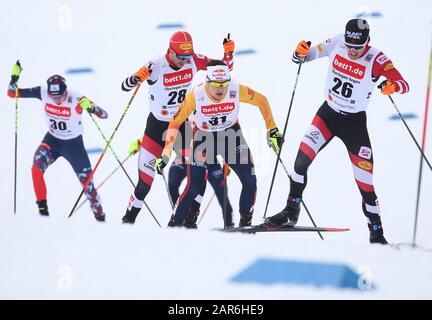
[[122, 207, 140, 224], [223, 211, 234, 229], [94, 213, 106, 222], [167, 215, 183, 228], [184, 210, 199, 229], [239, 211, 253, 227], [368, 223, 388, 245], [37, 200, 49, 216], [224, 222, 235, 229], [264, 197, 301, 227]]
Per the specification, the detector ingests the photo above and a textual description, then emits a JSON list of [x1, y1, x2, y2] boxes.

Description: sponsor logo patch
[[230, 90, 236, 98], [333, 54, 366, 79], [211, 68, 228, 80], [384, 63, 394, 71], [163, 69, 193, 87], [179, 43, 193, 50], [376, 54, 389, 65], [201, 102, 235, 115], [359, 161, 373, 171], [45, 104, 71, 117], [358, 146, 372, 159], [310, 131, 320, 140], [346, 31, 363, 40]]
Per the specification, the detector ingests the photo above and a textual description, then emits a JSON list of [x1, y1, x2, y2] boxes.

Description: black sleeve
[[19, 86, 42, 100], [121, 75, 139, 92], [8, 81, 43, 100]]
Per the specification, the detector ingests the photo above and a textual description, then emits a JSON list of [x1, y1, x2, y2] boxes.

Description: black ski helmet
[[345, 19, 370, 46], [47, 74, 67, 97]]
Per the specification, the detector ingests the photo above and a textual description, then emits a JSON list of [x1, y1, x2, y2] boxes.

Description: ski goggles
[[344, 42, 366, 50], [48, 90, 67, 100], [208, 80, 230, 88], [175, 54, 192, 61]]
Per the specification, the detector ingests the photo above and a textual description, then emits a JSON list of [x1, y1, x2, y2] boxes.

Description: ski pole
[[222, 163, 229, 229], [413, 35, 432, 246], [263, 56, 307, 219], [161, 171, 175, 209], [87, 112, 136, 186], [87, 112, 160, 226], [274, 151, 324, 240], [197, 192, 216, 225], [13, 60, 21, 214], [68, 83, 142, 218]]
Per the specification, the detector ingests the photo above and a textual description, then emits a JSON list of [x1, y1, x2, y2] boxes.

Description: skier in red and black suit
[[265, 19, 409, 244], [7, 62, 108, 221], [121, 31, 235, 224]]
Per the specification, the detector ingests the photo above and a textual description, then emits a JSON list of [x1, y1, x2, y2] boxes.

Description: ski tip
[[323, 227, 350, 232]]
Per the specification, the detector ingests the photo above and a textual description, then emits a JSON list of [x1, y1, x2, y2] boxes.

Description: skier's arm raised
[[292, 35, 341, 64], [6, 61, 42, 100], [193, 33, 235, 71], [121, 61, 156, 92]]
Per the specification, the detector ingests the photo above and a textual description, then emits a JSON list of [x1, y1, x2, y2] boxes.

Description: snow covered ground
[[1, 0, 431, 299]]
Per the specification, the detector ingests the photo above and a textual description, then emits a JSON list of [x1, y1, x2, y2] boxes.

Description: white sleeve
[[305, 34, 343, 62], [147, 58, 160, 83]]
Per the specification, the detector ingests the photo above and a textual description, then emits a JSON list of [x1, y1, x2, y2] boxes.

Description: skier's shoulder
[[192, 53, 208, 63], [316, 34, 344, 55], [66, 89, 82, 101], [322, 34, 344, 46], [372, 48, 391, 65], [148, 55, 163, 68]]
